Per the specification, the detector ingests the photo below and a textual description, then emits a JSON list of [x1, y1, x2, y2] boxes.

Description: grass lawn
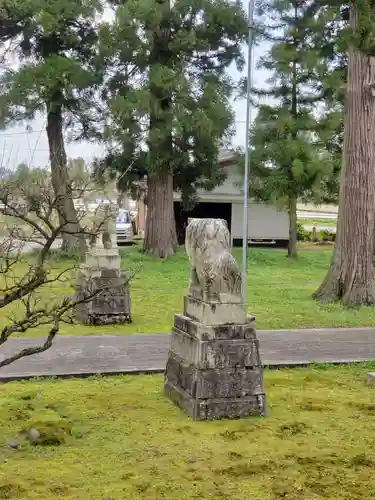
[[1, 363, 375, 499], [299, 218, 337, 228], [4, 245, 375, 337]]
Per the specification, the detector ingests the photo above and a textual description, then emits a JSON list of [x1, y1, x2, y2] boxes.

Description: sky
[[0, 6, 269, 170]]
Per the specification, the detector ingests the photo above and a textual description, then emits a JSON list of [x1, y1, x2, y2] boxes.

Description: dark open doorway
[[174, 201, 232, 245]]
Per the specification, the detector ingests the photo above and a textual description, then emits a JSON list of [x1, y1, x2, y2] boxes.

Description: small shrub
[[296, 222, 311, 241], [320, 229, 330, 242]]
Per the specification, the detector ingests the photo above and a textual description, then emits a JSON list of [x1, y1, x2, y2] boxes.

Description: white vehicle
[[116, 209, 134, 244]]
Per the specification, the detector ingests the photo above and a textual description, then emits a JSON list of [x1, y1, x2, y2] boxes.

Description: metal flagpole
[[241, 0, 255, 302]]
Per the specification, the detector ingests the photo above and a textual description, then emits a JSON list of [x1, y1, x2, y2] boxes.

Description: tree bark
[[46, 97, 87, 257], [143, 0, 177, 257], [288, 194, 297, 258], [144, 171, 177, 258], [314, 4, 375, 306]]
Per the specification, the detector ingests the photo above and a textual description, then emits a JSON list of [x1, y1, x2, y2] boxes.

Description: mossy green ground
[[4, 245, 375, 337], [1, 364, 375, 499]]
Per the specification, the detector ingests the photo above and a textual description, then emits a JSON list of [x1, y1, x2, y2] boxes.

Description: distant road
[[304, 225, 337, 233], [297, 203, 338, 215], [297, 210, 337, 220], [0, 238, 62, 254]]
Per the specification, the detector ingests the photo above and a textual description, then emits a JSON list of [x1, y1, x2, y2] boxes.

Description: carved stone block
[[169, 328, 261, 369], [184, 296, 248, 326], [75, 268, 131, 325], [174, 314, 257, 341], [166, 354, 263, 398], [85, 248, 121, 270], [165, 381, 266, 420], [164, 311, 266, 420]]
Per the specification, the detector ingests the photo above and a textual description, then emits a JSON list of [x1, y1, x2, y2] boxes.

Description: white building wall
[[200, 166, 242, 198], [173, 160, 289, 241], [231, 202, 289, 240], [173, 163, 242, 203]]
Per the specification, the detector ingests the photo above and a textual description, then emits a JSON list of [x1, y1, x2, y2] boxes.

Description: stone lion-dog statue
[[89, 202, 118, 250], [185, 218, 242, 303]]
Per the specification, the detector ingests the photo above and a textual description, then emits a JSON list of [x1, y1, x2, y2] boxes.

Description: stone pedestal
[[75, 247, 131, 326], [164, 295, 266, 420]]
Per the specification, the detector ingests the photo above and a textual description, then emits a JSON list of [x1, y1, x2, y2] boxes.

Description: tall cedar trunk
[[46, 97, 87, 257], [288, 195, 297, 258], [313, 4, 375, 305], [144, 171, 176, 257], [287, 2, 298, 259], [143, 0, 177, 257]]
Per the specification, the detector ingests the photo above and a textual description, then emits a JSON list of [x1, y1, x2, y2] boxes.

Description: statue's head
[[185, 218, 231, 255]]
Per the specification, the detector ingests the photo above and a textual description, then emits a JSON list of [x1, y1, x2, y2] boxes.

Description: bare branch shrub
[[0, 170, 130, 368]]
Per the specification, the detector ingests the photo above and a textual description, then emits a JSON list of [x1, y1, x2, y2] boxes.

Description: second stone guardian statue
[[75, 203, 132, 325]]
